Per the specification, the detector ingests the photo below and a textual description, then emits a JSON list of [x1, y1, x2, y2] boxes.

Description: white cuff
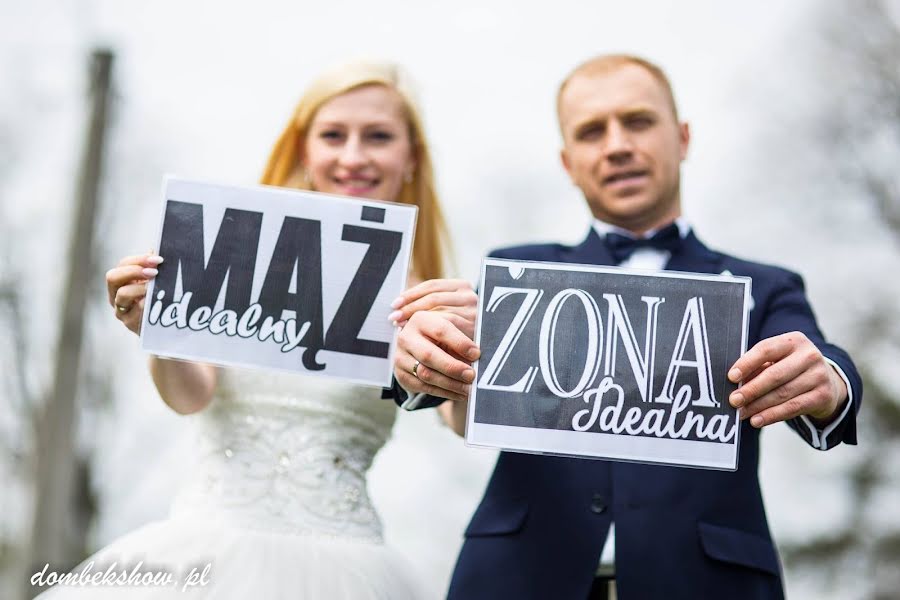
[[399, 391, 428, 411], [797, 359, 854, 451]]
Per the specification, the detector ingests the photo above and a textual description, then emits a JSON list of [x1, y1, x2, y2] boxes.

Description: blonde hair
[[557, 54, 680, 122], [261, 60, 449, 281]]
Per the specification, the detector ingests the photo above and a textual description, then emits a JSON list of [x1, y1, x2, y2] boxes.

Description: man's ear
[[679, 122, 691, 161], [560, 147, 575, 183]]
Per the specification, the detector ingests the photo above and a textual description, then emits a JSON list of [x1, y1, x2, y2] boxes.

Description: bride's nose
[[337, 135, 369, 169]]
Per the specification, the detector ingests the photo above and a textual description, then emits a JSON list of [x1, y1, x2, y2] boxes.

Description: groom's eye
[[625, 114, 654, 130], [576, 122, 605, 141]]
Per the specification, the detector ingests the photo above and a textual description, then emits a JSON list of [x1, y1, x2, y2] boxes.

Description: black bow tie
[[603, 222, 683, 264]]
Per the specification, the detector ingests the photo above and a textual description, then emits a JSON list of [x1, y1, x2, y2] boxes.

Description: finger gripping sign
[[467, 258, 751, 470], [140, 177, 417, 387]]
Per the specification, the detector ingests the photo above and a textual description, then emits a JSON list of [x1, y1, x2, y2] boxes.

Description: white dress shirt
[[592, 217, 687, 576]]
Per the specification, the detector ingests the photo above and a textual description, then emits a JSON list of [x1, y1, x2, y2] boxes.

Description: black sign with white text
[[140, 178, 416, 387], [466, 258, 751, 470]]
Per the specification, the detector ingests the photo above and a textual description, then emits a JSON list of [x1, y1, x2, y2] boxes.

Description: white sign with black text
[[467, 258, 751, 470], [140, 177, 417, 387]]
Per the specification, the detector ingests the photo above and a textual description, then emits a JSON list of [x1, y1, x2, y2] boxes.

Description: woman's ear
[[405, 147, 419, 182], [298, 137, 312, 186], [297, 135, 308, 169]]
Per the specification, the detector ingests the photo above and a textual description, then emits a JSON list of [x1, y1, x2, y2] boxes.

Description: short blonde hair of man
[[261, 60, 450, 281], [556, 54, 681, 125]]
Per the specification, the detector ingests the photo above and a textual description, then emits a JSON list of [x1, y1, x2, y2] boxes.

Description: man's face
[[558, 64, 690, 234]]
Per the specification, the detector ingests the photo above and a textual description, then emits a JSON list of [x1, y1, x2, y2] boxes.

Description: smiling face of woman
[[303, 84, 416, 202]]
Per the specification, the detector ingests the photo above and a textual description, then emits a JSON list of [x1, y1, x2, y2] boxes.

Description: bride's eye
[[319, 130, 344, 142], [366, 130, 395, 144]]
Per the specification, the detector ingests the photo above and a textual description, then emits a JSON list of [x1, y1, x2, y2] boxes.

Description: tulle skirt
[[34, 516, 426, 599]]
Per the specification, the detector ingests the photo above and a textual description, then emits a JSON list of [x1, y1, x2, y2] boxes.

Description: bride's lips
[[332, 176, 380, 196]]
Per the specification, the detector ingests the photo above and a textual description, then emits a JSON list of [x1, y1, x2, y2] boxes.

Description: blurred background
[[1, 0, 899, 598]]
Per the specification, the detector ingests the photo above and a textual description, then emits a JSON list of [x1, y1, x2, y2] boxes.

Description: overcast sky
[[2, 0, 813, 268]]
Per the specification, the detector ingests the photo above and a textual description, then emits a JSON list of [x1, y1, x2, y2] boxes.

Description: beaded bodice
[[170, 368, 396, 542]]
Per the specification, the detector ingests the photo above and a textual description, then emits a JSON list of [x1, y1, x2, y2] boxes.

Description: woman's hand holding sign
[[105, 252, 164, 335], [389, 278, 478, 333], [106, 251, 217, 415], [728, 331, 848, 428]]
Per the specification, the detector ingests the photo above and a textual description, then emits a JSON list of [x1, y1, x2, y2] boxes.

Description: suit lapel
[[664, 230, 723, 275], [562, 228, 616, 266]]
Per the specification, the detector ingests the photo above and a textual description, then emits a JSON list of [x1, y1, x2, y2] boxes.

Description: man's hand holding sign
[[391, 278, 480, 405], [728, 331, 849, 428]]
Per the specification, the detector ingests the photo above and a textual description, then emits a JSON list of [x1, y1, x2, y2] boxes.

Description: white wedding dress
[[38, 368, 425, 599]]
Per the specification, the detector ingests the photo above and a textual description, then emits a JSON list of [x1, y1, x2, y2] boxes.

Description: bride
[[38, 61, 462, 599]]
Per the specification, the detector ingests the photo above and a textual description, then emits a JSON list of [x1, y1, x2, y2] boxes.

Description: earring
[[404, 171, 413, 184], [302, 169, 311, 185]]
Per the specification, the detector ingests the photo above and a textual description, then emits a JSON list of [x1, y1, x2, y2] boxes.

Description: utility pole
[[26, 48, 114, 598]]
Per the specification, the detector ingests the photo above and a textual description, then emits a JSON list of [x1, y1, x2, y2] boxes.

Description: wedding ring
[[412, 360, 421, 379], [115, 303, 130, 314]]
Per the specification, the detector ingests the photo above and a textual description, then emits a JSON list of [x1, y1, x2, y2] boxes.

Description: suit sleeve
[[382, 379, 446, 410], [755, 269, 862, 449]]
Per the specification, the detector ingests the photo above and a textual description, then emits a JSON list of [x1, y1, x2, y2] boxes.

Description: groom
[[390, 54, 862, 599]]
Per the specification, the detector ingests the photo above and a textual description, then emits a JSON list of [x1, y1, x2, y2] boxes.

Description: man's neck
[[592, 199, 683, 236]]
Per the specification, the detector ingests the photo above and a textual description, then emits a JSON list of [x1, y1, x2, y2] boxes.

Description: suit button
[[590, 494, 607, 514]]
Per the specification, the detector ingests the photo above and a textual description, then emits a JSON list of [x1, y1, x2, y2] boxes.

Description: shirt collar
[[591, 216, 691, 240]]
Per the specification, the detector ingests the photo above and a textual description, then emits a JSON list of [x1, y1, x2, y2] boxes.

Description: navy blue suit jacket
[[394, 229, 862, 600]]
